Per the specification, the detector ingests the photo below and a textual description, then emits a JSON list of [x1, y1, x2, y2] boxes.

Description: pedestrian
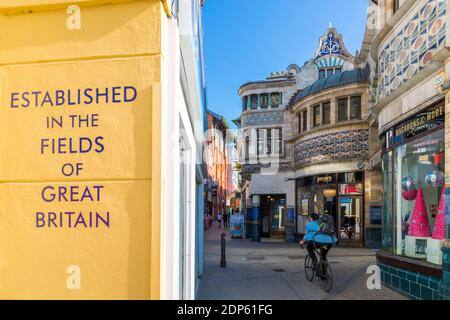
[[223, 211, 229, 229], [217, 212, 222, 228]]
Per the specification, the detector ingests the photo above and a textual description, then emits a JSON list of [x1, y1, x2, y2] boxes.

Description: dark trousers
[[305, 241, 331, 264]]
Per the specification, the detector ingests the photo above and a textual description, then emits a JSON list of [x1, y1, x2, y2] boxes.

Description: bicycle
[[303, 234, 334, 293]]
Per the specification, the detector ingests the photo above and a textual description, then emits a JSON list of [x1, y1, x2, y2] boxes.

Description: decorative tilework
[[294, 130, 369, 167], [317, 32, 344, 58], [242, 111, 285, 126], [378, 0, 446, 101]]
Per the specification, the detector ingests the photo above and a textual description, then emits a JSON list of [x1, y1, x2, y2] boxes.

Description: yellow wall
[[0, 0, 162, 299]]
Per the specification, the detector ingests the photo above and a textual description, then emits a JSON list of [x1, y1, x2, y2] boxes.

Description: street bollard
[[220, 233, 226, 268]]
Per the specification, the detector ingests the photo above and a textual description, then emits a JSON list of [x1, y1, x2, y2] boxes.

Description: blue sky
[[203, 0, 369, 128]]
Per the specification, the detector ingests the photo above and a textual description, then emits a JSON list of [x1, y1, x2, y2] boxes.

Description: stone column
[[251, 195, 261, 242]]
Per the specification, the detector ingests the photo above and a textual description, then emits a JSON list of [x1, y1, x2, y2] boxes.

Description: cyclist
[[300, 213, 337, 266]]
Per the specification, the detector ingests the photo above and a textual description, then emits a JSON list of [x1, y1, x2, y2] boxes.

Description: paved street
[[198, 222, 407, 300]]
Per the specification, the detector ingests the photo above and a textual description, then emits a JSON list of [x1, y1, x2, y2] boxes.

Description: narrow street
[[198, 222, 407, 300]]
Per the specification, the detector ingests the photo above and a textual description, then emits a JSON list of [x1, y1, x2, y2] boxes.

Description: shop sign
[[392, 105, 445, 146], [232, 162, 242, 172], [316, 175, 335, 185]]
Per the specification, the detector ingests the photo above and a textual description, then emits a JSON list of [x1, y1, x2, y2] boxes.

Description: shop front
[[295, 172, 365, 247], [379, 101, 446, 299]]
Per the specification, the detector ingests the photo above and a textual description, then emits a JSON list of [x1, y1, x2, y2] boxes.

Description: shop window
[[242, 96, 248, 112], [313, 105, 321, 128], [350, 96, 362, 120], [322, 102, 331, 125], [335, 67, 342, 75], [388, 129, 445, 265], [271, 93, 281, 108], [338, 98, 348, 122], [302, 110, 308, 132], [251, 95, 258, 110], [260, 94, 269, 109]]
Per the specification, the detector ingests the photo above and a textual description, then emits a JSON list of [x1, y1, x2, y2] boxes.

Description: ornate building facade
[[235, 25, 382, 247], [369, 0, 450, 300]]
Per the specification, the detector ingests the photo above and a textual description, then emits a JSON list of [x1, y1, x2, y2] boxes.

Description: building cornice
[[238, 80, 295, 96]]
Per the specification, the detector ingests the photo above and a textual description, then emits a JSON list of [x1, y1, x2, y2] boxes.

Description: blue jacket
[[303, 220, 337, 244]]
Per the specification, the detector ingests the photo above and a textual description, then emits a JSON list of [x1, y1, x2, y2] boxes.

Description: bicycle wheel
[[319, 261, 333, 292], [304, 255, 315, 282]]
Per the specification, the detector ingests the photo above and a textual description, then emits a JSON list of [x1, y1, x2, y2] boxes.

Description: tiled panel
[[378, 0, 446, 101], [379, 262, 443, 300], [294, 129, 369, 167]]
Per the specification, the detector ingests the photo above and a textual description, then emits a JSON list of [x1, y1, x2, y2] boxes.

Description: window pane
[[242, 96, 248, 111], [326, 68, 334, 77], [319, 70, 326, 79], [266, 129, 272, 155], [338, 98, 348, 121], [313, 106, 321, 127], [303, 110, 308, 132], [298, 113, 302, 133], [261, 94, 268, 109], [322, 102, 331, 125], [350, 96, 362, 120], [245, 136, 250, 161], [251, 95, 258, 109], [271, 93, 281, 108], [278, 128, 282, 154], [335, 68, 342, 74], [257, 129, 264, 156]]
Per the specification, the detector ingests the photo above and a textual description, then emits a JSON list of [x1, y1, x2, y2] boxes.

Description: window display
[[387, 129, 445, 265]]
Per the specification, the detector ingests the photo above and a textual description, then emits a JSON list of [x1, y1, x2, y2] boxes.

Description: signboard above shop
[[387, 104, 445, 148]]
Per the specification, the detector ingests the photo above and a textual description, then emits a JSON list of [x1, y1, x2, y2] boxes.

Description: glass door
[[338, 196, 363, 244], [270, 196, 286, 238]]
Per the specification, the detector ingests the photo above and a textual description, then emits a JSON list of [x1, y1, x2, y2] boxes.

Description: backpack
[[318, 215, 335, 235]]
